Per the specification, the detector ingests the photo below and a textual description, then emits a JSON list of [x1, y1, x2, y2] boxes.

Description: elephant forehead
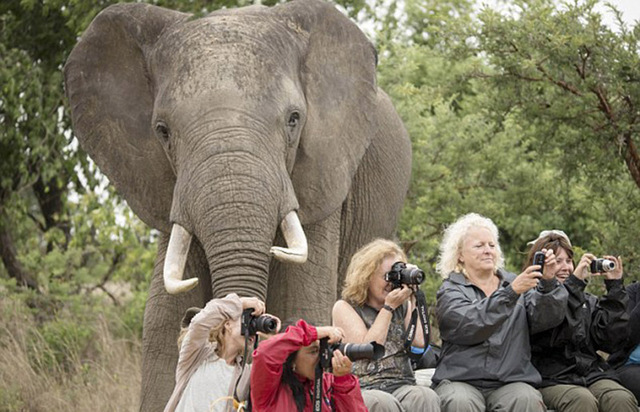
[[152, 15, 304, 99]]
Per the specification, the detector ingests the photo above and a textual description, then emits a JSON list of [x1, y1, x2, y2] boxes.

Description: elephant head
[[64, 0, 411, 409], [65, 0, 379, 299]]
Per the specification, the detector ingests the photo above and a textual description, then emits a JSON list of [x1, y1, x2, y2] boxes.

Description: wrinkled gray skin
[[64, 0, 411, 410]]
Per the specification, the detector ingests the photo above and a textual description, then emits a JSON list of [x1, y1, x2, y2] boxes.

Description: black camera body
[[533, 251, 545, 273], [319, 339, 384, 369], [589, 258, 616, 273], [240, 308, 277, 337], [384, 262, 425, 289]]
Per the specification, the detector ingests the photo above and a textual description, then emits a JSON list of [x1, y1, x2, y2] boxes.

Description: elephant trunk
[[163, 138, 306, 298], [163, 211, 307, 294]]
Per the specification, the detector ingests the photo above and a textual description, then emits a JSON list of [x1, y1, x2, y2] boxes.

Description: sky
[[596, 0, 640, 27], [481, 0, 640, 28]]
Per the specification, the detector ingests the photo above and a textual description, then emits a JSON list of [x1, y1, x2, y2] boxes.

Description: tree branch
[[536, 63, 583, 96], [85, 251, 125, 305]]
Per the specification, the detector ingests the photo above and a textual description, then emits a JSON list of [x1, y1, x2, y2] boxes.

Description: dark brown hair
[[523, 233, 574, 271]]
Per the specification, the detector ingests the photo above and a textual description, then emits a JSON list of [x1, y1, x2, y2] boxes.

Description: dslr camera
[[240, 308, 278, 336], [589, 258, 616, 273], [319, 339, 384, 369], [384, 262, 425, 289]]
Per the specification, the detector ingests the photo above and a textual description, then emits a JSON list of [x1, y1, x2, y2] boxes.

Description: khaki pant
[[362, 384, 440, 412], [434, 380, 545, 412], [617, 365, 640, 404], [539, 379, 637, 412]]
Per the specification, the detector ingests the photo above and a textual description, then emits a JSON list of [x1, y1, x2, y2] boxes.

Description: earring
[[292, 363, 296, 372]]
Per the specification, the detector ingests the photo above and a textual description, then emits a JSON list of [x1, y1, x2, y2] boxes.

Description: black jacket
[[530, 275, 629, 387], [608, 282, 640, 368], [433, 269, 568, 388]]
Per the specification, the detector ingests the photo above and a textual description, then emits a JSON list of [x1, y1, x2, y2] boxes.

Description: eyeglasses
[[527, 229, 571, 246]]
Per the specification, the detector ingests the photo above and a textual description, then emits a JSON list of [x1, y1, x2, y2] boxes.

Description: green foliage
[[476, 0, 640, 188]]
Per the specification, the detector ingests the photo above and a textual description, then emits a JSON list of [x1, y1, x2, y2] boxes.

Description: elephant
[[64, 0, 411, 410]]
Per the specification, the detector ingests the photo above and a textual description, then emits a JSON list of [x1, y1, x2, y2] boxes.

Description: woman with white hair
[[432, 213, 568, 412]]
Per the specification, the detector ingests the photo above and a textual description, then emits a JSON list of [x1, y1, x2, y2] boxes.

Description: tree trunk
[[33, 176, 71, 250], [623, 133, 640, 191], [0, 223, 39, 290]]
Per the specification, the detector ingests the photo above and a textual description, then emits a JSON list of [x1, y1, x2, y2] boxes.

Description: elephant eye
[[287, 112, 300, 129], [155, 122, 170, 141]]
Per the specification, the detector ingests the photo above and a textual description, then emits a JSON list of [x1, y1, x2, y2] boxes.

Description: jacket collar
[[448, 268, 514, 286]]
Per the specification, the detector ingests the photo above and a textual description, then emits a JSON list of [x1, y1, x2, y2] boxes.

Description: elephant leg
[[337, 90, 412, 297], [140, 234, 209, 412], [267, 209, 341, 325]]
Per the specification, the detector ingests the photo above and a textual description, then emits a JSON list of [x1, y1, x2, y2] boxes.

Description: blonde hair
[[436, 213, 504, 278], [177, 320, 229, 357], [341, 239, 407, 306]]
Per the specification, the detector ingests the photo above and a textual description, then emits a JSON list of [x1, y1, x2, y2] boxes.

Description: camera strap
[[232, 333, 258, 411], [312, 355, 324, 412], [402, 289, 431, 368], [312, 338, 336, 412]]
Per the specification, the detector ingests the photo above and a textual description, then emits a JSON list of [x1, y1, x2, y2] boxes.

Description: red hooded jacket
[[250, 319, 367, 412]]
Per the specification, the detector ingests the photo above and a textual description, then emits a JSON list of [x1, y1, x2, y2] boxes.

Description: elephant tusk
[[164, 224, 198, 294], [270, 211, 308, 264]]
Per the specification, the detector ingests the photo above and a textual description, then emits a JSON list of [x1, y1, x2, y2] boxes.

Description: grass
[[0, 297, 141, 412]]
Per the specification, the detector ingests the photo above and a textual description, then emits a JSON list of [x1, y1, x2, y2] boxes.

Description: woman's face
[[459, 227, 498, 276], [552, 247, 574, 283], [223, 317, 254, 357], [367, 254, 403, 306], [293, 340, 320, 380]]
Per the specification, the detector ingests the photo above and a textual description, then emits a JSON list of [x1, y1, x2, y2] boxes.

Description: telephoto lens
[[589, 258, 615, 273], [333, 341, 385, 362]]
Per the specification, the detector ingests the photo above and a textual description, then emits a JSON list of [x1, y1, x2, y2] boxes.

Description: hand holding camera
[[240, 297, 265, 316], [574, 253, 621, 280], [330, 350, 353, 377], [532, 249, 557, 280], [383, 262, 426, 310], [594, 255, 622, 280], [512, 265, 544, 295], [318, 336, 385, 371], [316, 326, 345, 344]]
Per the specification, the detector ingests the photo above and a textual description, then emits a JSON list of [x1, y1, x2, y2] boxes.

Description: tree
[[477, 0, 640, 191], [373, 0, 640, 302]]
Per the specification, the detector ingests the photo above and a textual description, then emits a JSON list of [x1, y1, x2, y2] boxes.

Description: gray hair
[[436, 213, 504, 278]]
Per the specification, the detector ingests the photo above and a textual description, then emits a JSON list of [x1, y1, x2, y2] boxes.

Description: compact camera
[[533, 251, 545, 272], [240, 308, 278, 336], [589, 258, 616, 273], [319, 339, 384, 369], [384, 262, 425, 289]]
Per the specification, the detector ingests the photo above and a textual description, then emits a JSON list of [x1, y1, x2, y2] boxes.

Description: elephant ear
[[280, 0, 379, 225], [64, 4, 189, 233]]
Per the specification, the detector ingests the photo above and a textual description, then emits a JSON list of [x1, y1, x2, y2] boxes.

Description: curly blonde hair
[[341, 239, 407, 306], [436, 213, 504, 278]]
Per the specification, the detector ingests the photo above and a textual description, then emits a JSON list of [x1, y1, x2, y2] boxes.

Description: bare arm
[[332, 300, 393, 345]]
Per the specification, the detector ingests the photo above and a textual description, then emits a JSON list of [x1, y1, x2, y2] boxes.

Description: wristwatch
[[382, 304, 394, 312]]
